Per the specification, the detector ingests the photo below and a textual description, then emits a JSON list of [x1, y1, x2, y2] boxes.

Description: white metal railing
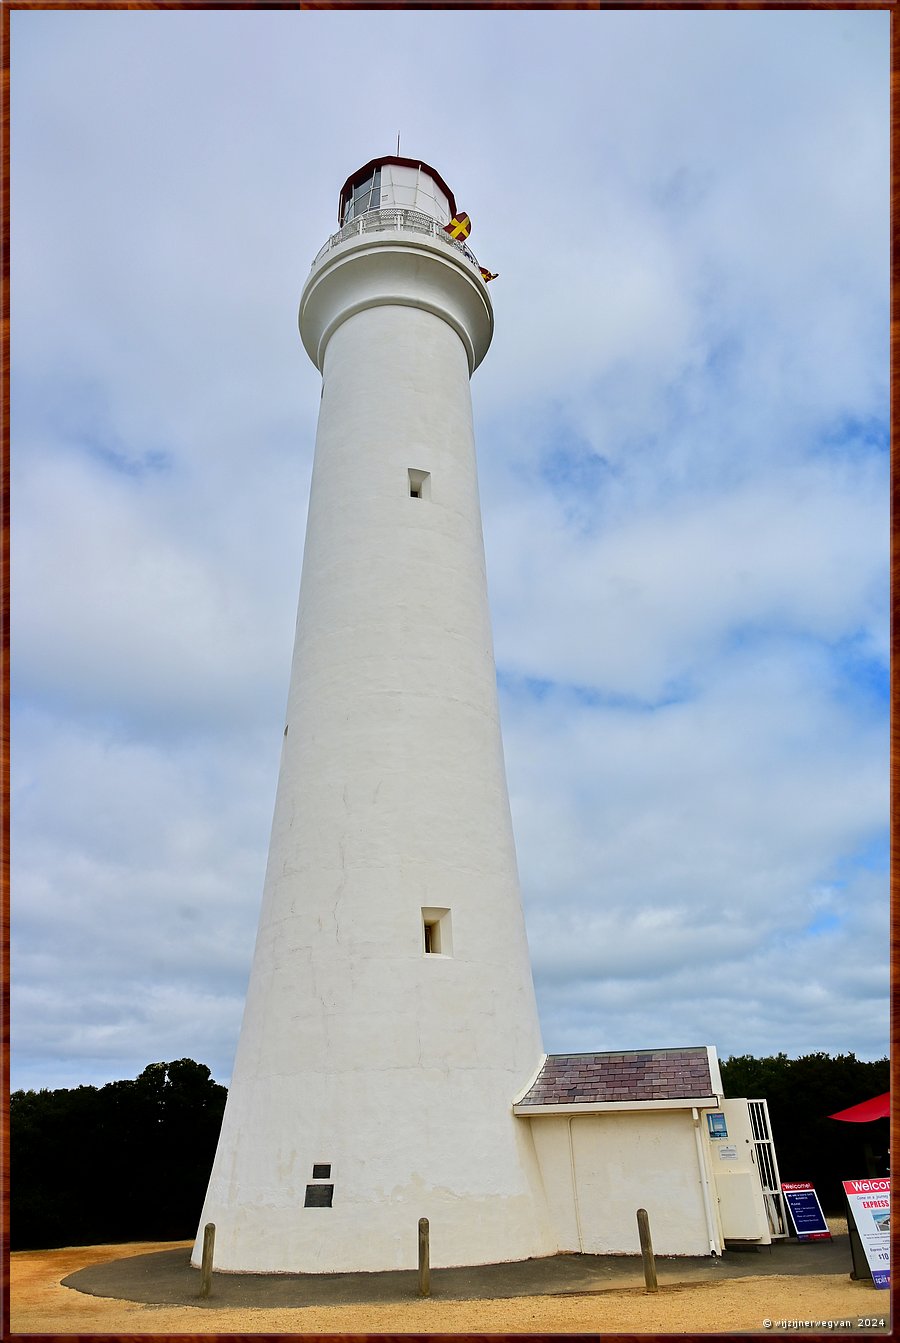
[[748, 1098, 788, 1238], [310, 207, 481, 273]]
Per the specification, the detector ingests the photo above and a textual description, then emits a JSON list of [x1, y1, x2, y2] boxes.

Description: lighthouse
[[193, 157, 555, 1273]]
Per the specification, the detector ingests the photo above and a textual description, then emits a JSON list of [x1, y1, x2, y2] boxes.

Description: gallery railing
[[311, 207, 480, 273]]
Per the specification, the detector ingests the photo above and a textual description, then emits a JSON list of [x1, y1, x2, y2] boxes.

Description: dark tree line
[[721, 1051, 889, 1212], [11, 1059, 227, 1250]]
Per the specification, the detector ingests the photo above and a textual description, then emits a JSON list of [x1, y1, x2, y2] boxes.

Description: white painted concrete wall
[[194, 216, 554, 1273], [528, 1112, 714, 1256]]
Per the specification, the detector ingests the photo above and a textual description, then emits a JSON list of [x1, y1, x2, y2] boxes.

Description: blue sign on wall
[[706, 1112, 728, 1139]]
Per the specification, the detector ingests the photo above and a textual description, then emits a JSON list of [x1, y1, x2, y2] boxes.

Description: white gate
[[748, 1098, 787, 1237]]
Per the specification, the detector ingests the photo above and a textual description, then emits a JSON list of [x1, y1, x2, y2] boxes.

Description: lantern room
[[338, 156, 457, 226]]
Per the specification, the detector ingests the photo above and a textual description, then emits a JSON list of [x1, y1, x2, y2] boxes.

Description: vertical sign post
[[636, 1208, 658, 1293], [418, 1217, 430, 1297], [199, 1222, 215, 1298]]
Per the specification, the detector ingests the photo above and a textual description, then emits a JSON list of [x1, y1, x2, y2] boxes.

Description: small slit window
[[422, 907, 452, 956], [408, 468, 431, 500], [312, 1163, 331, 1179]]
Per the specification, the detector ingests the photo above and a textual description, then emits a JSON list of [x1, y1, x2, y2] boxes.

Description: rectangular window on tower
[[422, 907, 452, 956], [304, 1184, 334, 1208], [408, 468, 431, 500]]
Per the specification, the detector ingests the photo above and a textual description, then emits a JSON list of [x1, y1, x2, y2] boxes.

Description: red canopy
[[828, 1093, 890, 1123]]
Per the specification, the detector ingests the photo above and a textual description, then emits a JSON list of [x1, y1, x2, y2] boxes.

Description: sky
[[10, 8, 889, 1094]]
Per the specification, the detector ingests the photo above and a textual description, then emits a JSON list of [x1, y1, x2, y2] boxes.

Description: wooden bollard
[[636, 1208, 658, 1293], [418, 1217, 430, 1297], [199, 1222, 215, 1299]]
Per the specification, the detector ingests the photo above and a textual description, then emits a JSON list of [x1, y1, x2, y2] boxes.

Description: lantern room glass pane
[[346, 168, 381, 221]]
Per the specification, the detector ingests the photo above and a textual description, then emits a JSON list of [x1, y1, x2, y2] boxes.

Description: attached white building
[[514, 1046, 777, 1257]]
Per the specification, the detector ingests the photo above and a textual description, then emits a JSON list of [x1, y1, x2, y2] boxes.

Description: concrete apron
[[63, 1233, 854, 1308]]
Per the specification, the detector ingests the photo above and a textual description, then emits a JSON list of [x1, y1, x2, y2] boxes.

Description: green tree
[[11, 1060, 227, 1250], [721, 1052, 889, 1212]]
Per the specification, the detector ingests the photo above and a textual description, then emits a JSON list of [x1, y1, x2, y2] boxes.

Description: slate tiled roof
[[516, 1047, 715, 1108]]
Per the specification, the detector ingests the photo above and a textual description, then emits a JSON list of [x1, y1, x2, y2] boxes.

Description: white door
[[705, 1099, 772, 1243]]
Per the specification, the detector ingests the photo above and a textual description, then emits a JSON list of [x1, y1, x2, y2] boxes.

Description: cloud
[[11, 708, 274, 1084], [11, 8, 888, 1090], [486, 456, 886, 702], [12, 444, 301, 729], [501, 630, 887, 1061]]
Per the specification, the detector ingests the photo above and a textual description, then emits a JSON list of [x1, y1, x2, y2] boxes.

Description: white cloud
[[11, 709, 274, 1083], [487, 458, 886, 700], [11, 8, 888, 1089]]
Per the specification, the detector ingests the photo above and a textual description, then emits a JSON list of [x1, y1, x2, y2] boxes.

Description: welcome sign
[[843, 1178, 890, 1289], [781, 1181, 831, 1240]]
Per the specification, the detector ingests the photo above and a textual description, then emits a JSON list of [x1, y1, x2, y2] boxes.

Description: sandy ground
[[7, 1235, 890, 1336]]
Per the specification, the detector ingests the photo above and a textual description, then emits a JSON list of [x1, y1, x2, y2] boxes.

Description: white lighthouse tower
[[194, 156, 555, 1273]]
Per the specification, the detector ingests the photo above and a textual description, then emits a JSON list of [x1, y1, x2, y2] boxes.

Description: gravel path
[[9, 1234, 891, 1335]]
